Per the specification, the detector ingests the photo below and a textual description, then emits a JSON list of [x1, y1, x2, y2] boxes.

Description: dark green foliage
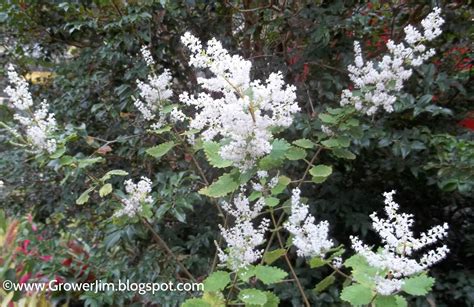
[[0, 1, 472, 306]]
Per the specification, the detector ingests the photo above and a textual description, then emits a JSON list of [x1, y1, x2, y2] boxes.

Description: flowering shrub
[[0, 1, 472, 306]]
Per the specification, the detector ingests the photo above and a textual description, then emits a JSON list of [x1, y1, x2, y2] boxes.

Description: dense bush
[[0, 1, 472, 306]]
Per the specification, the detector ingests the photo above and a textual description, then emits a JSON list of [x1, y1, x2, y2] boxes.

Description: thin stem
[[226, 272, 239, 304], [141, 218, 196, 282], [270, 210, 310, 307], [262, 147, 324, 258]]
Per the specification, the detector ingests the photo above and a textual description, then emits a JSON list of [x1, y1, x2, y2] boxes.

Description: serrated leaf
[[375, 295, 407, 307], [265, 197, 279, 207], [99, 183, 113, 197], [237, 265, 256, 282], [199, 173, 239, 198], [203, 141, 232, 168], [309, 165, 333, 181], [285, 146, 307, 160], [254, 265, 288, 285], [202, 292, 225, 307], [238, 289, 268, 305], [263, 249, 286, 265], [146, 141, 175, 159], [100, 170, 129, 181], [344, 255, 379, 286], [203, 271, 230, 292], [293, 138, 315, 149], [321, 137, 350, 149], [401, 275, 435, 296], [76, 187, 95, 205], [314, 275, 336, 293], [340, 284, 374, 306], [248, 292, 280, 307]]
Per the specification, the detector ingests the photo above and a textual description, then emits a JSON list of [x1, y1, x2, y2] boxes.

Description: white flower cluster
[[5, 64, 58, 153], [340, 8, 444, 115], [180, 33, 300, 170], [217, 190, 269, 271], [114, 177, 153, 218], [134, 46, 184, 129], [284, 188, 334, 258], [350, 190, 449, 295]]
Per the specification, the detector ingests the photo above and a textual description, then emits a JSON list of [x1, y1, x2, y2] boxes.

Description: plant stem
[[270, 210, 311, 307], [141, 218, 196, 282]]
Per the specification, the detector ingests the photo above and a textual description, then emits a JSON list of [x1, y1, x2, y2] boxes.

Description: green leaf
[[237, 265, 256, 282], [263, 249, 286, 265], [332, 148, 356, 160], [401, 275, 435, 296], [270, 176, 291, 195], [99, 183, 113, 197], [344, 254, 379, 286], [100, 170, 129, 181], [146, 141, 175, 159], [59, 155, 75, 166], [199, 173, 239, 198], [249, 191, 263, 201], [319, 113, 337, 124], [182, 298, 211, 307], [50, 146, 66, 159], [309, 165, 333, 177], [202, 292, 225, 307], [314, 274, 336, 293], [285, 146, 307, 160], [375, 295, 407, 307], [254, 265, 288, 285], [78, 157, 104, 169], [321, 137, 350, 149], [248, 292, 280, 307], [238, 289, 268, 306], [203, 271, 231, 292], [265, 197, 279, 207], [293, 138, 315, 149], [340, 284, 374, 306], [76, 187, 95, 205], [309, 257, 327, 268], [310, 164, 333, 183], [203, 141, 232, 168], [259, 139, 290, 170]]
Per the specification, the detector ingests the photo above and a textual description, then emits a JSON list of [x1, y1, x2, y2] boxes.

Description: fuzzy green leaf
[[203, 271, 231, 292], [401, 275, 435, 296], [239, 289, 268, 305], [199, 173, 239, 198], [293, 138, 315, 149], [340, 284, 374, 306], [203, 141, 232, 168], [254, 265, 288, 285]]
